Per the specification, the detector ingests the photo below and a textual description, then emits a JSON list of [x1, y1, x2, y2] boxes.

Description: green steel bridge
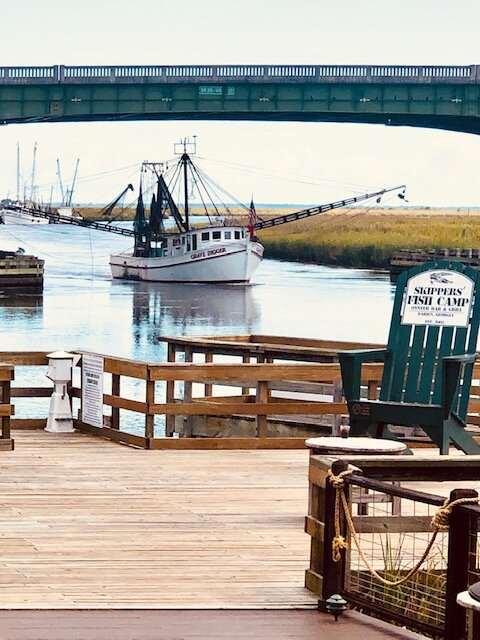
[[1, 64, 480, 133]]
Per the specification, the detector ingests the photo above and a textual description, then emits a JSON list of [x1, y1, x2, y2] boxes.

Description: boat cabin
[[149, 225, 247, 258]]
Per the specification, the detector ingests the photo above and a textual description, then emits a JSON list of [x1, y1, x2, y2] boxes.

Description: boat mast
[[30, 142, 37, 204], [56, 159, 65, 204], [182, 149, 189, 232], [175, 136, 196, 233], [67, 158, 80, 206], [16, 143, 20, 202]]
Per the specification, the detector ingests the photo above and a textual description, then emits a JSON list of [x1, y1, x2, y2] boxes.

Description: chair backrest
[[379, 260, 480, 419]]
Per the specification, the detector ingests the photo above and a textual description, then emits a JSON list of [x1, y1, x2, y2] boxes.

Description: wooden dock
[[0, 430, 316, 609], [0, 252, 44, 288], [390, 247, 480, 277]]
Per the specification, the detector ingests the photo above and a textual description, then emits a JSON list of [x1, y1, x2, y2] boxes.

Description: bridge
[[1, 64, 480, 133]]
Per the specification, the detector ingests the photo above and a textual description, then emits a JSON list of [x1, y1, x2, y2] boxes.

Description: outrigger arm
[[253, 185, 407, 230]]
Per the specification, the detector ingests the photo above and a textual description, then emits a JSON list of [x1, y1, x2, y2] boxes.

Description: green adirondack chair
[[339, 260, 480, 455]]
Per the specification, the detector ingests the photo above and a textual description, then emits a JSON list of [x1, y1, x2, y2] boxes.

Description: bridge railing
[[0, 64, 476, 83]]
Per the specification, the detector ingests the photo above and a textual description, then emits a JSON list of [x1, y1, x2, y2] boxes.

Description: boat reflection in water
[[128, 281, 259, 344]]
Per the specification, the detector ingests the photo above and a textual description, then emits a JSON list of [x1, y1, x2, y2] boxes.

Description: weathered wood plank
[[149, 437, 308, 449], [0, 352, 48, 365], [0, 404, 13, 416], [148, 362, 383, 382], [304, 515, 325, 540], [0, 365, 14, 380], [150, 401, 346, 416], [74, 421, 148, 448], [351, 515, 432, 533], [11, 418, 46, 429], [11, 387, 52, 398], [76, 352, 149, 380]]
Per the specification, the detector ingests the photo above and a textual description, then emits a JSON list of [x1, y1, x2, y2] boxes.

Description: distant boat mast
[[16, 143, 20, 202], [57, 158, 80, 206], [30, 142, 37, 203], [67, 158, 80, 206]]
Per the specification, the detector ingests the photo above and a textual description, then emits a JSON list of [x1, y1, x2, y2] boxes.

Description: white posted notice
[[401, 269, 474, 328], [81, 354, 104, 428]]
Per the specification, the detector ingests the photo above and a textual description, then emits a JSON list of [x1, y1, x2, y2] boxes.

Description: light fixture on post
[[325, 593, 347, 621]]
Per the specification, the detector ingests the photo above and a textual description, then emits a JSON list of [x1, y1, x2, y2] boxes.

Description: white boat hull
[[2, 209, 49, 225], [110, 241, 263, 283]]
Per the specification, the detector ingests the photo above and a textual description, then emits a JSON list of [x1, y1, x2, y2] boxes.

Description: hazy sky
[[1, 0, 480, 207]]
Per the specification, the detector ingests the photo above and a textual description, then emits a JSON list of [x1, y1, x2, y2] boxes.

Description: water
[[0, 221, 396, 431], [0, 221, 395, 360]]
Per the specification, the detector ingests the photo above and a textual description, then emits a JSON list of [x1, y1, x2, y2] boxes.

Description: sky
[[1, 0, 480, 207]]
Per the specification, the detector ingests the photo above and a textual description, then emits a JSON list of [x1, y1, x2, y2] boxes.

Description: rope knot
[[431, 499, 453, 532], [332, 535, 348, 562], [327, 468, 353, 488]]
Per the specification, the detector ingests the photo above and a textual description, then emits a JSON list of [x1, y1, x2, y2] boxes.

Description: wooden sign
[[401, 269, 474, 327]]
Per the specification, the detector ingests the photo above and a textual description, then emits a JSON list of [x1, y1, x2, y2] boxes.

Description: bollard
[[45, 350, 80, 433]]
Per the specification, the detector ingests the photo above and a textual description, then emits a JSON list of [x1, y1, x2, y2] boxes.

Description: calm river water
[[0, 221, 395, 360]]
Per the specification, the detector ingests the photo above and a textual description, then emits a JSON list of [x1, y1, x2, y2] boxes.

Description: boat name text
[[191, 247, 226, 260]]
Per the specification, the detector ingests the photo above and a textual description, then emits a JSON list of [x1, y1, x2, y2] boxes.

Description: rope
[[327, 468, 480, 587]]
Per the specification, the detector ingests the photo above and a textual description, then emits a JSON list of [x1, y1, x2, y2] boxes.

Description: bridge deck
[[0, 430, 316, 609]]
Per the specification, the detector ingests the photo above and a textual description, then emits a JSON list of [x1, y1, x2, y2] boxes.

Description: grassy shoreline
[[257, 208, 480, 269]]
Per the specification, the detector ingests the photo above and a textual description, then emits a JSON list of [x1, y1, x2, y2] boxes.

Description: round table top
[[305, 436, 407, 455], [457, 590, 480, 612]]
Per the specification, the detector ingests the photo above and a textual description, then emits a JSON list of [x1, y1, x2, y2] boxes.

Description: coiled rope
[[328, 468, 480, 587]]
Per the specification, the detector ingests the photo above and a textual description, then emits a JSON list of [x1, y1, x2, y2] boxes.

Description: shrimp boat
[[110, 141, 264, 284], [1, 203, 50, 225], [107, 140, 406, 284]]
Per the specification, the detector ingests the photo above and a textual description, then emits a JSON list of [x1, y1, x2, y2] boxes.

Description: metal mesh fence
[[343, 481, 450, 634]]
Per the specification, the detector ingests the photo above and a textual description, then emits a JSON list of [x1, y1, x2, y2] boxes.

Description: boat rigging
[[1, 139, 407, 284]]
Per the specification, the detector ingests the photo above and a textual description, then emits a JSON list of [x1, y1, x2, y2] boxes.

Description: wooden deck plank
[[0, 431, 317, 610], [0, 610, 424, 640]]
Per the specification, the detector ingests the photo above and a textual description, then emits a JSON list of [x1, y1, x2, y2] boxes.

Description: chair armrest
[[443, 354, 477, 365], [441, 353, 477, 417], [339, 349, 390, 400]]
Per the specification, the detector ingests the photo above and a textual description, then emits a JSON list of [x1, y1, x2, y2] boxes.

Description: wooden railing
[[1, 338, 480, 450], [307, 454, 480, 639], [0, 344, 383, 449]]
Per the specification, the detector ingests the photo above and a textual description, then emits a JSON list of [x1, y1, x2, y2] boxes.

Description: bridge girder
[[0, 65, 479, 134]]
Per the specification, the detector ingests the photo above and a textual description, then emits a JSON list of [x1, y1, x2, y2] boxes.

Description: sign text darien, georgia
[[401, 270, 474, 327]]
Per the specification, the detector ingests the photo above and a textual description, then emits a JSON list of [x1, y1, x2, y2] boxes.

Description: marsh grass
[[257, 209, 480, 268], [76, 204, 480, 269]]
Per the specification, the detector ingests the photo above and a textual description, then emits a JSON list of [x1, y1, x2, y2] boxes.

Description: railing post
[[145, 368, 155, 442], [321, 459, 349, 604], [255, 380, 268, 438], [165, 343, 176, 437], [332, 379, 343, 436], [1, 377, 12, 440], [444, 488, 478, 640], [241, 355, 250, 396], [111, 374, 120, 430], [183, 346, 193, 437], [204, 350, 213, 397]]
